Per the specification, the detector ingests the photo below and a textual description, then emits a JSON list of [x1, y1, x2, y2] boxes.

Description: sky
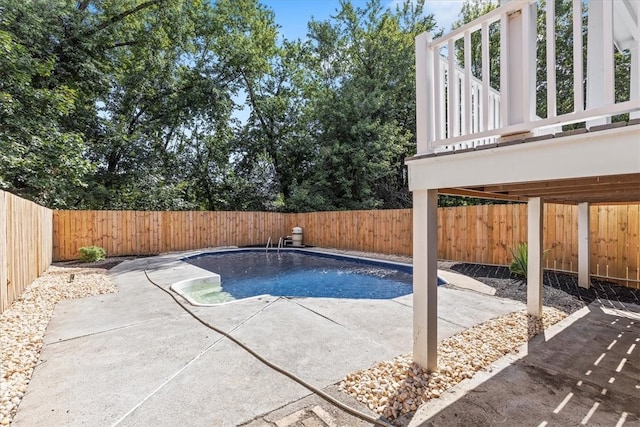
[[260, 0, 465, 41]]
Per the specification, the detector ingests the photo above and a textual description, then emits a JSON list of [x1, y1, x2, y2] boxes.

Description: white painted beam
[[527, 197, 544, 317], [413, 189, 438, 372], [407, 126, 640, 191], [578, 202, 591, 288]]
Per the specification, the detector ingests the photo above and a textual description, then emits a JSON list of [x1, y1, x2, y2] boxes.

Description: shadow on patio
[[404, 303, 639, 426]]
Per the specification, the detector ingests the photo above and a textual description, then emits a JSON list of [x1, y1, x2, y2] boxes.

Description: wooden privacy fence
[[2, 198, 635, 312], [53, 210, 290, 260], [288, 209, 413, 256], [0, 191, 53, 312], [437, 204, 640, 286], [53, 204, 639, 287]]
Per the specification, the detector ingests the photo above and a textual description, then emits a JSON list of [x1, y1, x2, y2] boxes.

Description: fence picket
[[1, 192, 52, 312]]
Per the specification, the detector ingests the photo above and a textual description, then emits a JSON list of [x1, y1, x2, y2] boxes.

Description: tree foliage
[[0, 8, 93, 207], [0, 0, 632, 211], [289, 0, 436, 211]]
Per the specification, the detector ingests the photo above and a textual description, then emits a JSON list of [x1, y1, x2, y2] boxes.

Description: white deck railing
[[433, 55, 502, 152], [416, 0, 640, 154]]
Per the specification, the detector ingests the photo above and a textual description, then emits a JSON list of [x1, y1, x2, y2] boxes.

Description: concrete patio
[[11, 252, 523, 426], [10, 251, 639, 426], [407, 303, 640, 426]]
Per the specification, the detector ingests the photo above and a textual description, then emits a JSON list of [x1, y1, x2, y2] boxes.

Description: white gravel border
[[339, 307, 568, 420], [0, 266, 117, 425]]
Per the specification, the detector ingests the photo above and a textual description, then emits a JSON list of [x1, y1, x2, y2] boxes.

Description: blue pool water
[[183, 250, 438, 302]]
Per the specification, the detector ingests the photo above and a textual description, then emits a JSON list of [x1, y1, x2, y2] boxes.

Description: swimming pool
[[175, 249, 445, 305]]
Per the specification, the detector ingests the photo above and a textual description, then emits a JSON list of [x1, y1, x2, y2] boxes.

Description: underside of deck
[[406, 121, 639, 371], [407, 121, 640, 205], [409, 0, 639, 372]]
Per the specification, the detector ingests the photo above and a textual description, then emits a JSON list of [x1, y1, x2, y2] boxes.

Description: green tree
[[295, 0, 437, 211], [236, 39, 320, 211], [76, 0, 231, 209], [0, 17, 93, 208], [1, 0, 246, 210]]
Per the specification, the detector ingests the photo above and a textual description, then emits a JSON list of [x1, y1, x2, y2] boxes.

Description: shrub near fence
[[0, 191, 53, 312], [52, 204, 640, 288]]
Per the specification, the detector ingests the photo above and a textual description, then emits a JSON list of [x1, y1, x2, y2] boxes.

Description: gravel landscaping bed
[[0, 266, 117, 425], [340, 307, 568, 421], [322, 249, 640, 423]]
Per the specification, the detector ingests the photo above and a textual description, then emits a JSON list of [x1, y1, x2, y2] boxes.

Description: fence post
[[0, 192, 7, 313]]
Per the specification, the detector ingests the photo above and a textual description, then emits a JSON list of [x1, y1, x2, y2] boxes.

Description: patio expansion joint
[[44, 313, 195, 347], [390, 298, 412, 309], [437, 316, 475, 331], [238, 389, 317, 426], [109, 296, 285, 426], [282, 298, 346, 328]]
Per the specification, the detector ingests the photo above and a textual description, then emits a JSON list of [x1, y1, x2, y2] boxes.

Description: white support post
[[546, 0, 557, 119], [448, 39, 458, 138], [631, 44, 640, 120], [434, 54, 443, 141], [463, 30, 472, 136], [502, 0, 537, 126], [578, 202, 591, 288], [586, 0, 614, 127], [527, 197, 544, 317], [499, 12, 509, 126], [415, 33, 433, 154], [481, 21, 490, 131], [413, 189, 438, 372], [573, 0, 584, 113], [521, 1, 537, 122]]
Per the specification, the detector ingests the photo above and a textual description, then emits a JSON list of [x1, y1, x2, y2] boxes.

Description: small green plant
[[509, 243, 550, 278], [78, 246, 107, 263]]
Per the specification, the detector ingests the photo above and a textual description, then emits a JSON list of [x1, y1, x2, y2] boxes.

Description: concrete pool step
[[438, 270, 497, 296]]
